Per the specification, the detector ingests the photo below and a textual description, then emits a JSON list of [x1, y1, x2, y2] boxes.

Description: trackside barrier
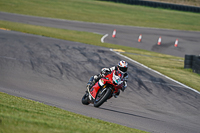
[[100, 0, 200, 13], [184, 55, 200, 74]]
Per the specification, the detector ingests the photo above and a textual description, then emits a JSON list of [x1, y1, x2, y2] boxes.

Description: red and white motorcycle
[[81, 70, 124, 107]]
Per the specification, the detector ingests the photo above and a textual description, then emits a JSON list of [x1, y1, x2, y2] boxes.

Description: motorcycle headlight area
[[99, 79, 104, 86]]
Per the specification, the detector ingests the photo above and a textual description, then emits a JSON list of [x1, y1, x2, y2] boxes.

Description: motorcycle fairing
[[89, 82, 101, 99], [89, 77, 108, 99]]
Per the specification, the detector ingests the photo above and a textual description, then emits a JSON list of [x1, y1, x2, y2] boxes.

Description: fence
[[100, 0, 200, 13], [184, 55, 200, 74]]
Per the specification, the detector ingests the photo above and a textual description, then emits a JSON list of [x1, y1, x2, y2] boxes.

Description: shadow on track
[[99, 107, 161, 122]]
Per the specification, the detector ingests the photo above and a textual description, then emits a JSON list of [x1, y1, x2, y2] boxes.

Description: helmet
[[117, 60, 128, 73]]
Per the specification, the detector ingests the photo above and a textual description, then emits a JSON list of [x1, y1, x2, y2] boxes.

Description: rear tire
[[94, 88, 112, 108], [82, 93, 90, 105]]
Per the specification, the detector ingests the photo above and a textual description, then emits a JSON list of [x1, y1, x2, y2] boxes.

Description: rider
[[86, 60, 128, 98]]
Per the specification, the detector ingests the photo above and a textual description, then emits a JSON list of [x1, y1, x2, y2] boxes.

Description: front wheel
[[94, 88, 112, 108], [82, 93, 90, 105]]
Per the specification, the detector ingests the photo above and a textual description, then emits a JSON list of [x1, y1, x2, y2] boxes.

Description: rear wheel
[[94, 88, 112, 108], [82, 93, 90, 105]]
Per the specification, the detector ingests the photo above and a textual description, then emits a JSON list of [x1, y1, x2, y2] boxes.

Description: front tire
[[82, 93, 90, 105], [94, 88, 112, 108]]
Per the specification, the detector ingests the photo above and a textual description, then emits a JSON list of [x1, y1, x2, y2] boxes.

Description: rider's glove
[[101, 68, 110, 76], [94, 74, 102, 82]]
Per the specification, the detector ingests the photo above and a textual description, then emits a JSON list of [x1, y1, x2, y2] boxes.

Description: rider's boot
[[113, 90, 120, 98]]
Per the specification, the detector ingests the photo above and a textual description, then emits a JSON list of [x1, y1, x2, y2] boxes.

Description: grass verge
[[0, 92, 147, 133], [0, 0, 200, 31]]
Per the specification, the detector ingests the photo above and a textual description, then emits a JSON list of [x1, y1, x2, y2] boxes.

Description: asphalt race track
[[0, 12, 200, 133], [1, 12, 200, 57]]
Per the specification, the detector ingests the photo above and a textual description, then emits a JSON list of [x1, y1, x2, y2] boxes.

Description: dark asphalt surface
[[0, 12, 200, 133]]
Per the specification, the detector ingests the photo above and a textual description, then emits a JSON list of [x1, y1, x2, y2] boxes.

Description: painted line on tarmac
[[0, 28, 10, 31], [101, 34, 108, 43], [112, 49, 125, 53], [110, 49, 200, 95]]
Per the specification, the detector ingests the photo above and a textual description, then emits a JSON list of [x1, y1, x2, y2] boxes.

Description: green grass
[[0, 0, 200, 31], [0, 92, 147, 133]]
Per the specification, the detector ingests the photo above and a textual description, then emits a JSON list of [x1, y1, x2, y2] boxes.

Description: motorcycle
[[81, 70, 124, 107]]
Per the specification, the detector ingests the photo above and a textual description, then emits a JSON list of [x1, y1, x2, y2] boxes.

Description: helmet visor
[[119, 67, 128, 72]]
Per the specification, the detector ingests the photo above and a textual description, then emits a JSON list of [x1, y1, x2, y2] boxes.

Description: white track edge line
[[101, 34, 108, 43], [110, 49, 200, 95]]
